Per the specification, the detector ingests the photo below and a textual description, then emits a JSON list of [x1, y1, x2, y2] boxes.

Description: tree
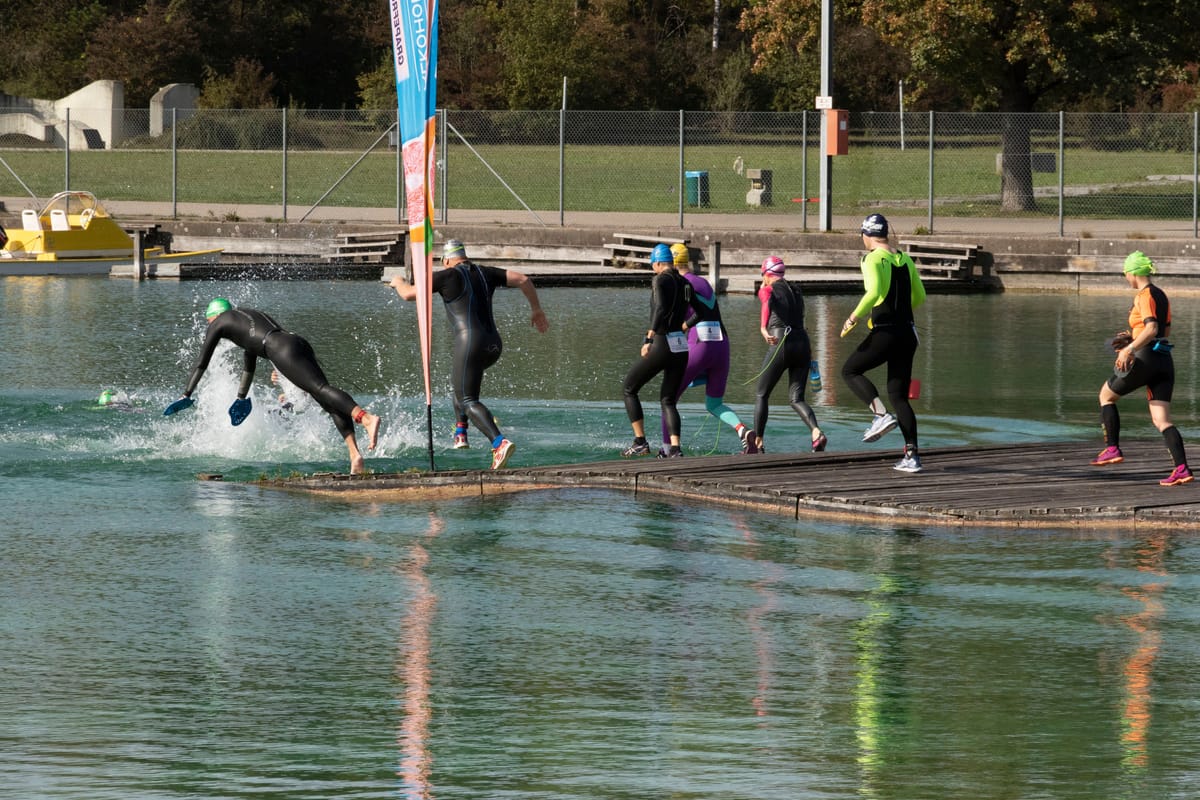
[[743, 0, 1199, 209], [84, 1, 202, 107]]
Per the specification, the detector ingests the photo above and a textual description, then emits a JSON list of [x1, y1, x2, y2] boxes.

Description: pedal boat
[[0, 191, 221, 275]]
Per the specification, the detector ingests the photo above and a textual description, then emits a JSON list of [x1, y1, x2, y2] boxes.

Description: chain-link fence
[[1, 108, 1197, 234]]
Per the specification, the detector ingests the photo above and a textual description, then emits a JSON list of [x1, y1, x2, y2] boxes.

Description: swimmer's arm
[[237, 351, 257, 399], [389, 275, 416, 301], [506, 270, 549, 332], [851, 253, 887, 319]]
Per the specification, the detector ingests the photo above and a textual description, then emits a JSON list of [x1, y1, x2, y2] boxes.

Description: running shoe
[[812, 432, 828, 452], [657, 446, 684, 459], [862, 412, 898, 442], [622, 440, 652, 458], [740, 428, 759, 455], [1160, 464, 1194, 486], [490, 438, 515, 470], [1090, 445, 1124, 466], [893, 449, 922, 473], [452, 431, 469, 449]]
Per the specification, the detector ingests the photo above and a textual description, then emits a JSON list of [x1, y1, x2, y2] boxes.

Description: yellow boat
[[0, 191, 221, 275]]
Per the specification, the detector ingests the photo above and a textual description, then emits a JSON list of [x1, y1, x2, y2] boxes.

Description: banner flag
[[389, 0, 438, 408]]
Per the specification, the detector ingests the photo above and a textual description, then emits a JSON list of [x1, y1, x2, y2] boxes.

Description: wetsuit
[[624, 267, 691, 437], [841, 248, 926, 448], [185, 308, 360, 438], [434, 260, 508, 443], [659, 272, 748, 442], [755, 279, 819, 437]]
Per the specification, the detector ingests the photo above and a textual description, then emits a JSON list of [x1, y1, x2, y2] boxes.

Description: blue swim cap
[[651, 244, 672, 264]]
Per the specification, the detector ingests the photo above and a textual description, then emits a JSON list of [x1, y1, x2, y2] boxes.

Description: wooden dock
[[255, 440, 1200, 530]]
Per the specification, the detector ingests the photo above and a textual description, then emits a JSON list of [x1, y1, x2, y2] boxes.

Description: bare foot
[[350, 455, 365, 475], [364, 413, 380, 450]]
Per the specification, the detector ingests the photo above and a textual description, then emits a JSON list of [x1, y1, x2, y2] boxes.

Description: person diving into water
[[164, 298, 381, 475]]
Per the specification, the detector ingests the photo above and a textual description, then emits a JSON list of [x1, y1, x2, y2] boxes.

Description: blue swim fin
[[163, 397, 194, 416], [229, 397, 252, 426]]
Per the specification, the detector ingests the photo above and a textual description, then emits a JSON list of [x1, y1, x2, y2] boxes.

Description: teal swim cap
[[1123, 251, 1156, 276], [205, 297, 232, 318], [651, 244, 672, 264], [98, 390, 114, 406]]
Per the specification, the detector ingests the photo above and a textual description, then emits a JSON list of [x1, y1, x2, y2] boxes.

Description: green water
[[2, 278, 1198, 798]]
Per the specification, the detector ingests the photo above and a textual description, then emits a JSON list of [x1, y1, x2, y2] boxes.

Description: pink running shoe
[[1090, 446, 1124, 466], [812, 433, 828, 452], [1160, 464, 1194, 487], [491, 438, 515, 470]]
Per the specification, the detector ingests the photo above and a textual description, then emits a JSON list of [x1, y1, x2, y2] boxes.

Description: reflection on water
[[397, 514, 441, 800]]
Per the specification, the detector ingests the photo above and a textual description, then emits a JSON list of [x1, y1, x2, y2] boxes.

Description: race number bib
[[694, 321, 723, 342], [666, 331, 689, 353]]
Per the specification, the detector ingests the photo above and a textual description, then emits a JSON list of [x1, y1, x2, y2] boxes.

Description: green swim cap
[[205, 297, 232, 318], [1123, 251, 1156, 276], [98, 390, 114, 406]]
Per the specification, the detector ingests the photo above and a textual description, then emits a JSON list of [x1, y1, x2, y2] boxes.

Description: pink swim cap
[[761, 256, 786, 276]]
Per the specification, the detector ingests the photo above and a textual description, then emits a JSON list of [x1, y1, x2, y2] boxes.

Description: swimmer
[[754, 256, 825, 453], [1092, 251, 1193, 486], [164, 298, 381, 475], [621, 243, 691, 457], [390, 239, 549, 470], [661, 242, 758, 455]]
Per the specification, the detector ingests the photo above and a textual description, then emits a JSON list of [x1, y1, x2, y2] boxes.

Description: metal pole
[[64, 108, 70, 191], [1058, 110, 1064, 237], [899, 80, 905, 151], [678, 110, 685, 229], [559, 77, 566, 227], [1194, 111, 1198, 238], [171, 108, 178, 219], [801, 112, 808, 232], [818, 0, 833, 231], [927, 111, 934, 233], [281, 107, 288, 222], [439, 109, 447, 224]]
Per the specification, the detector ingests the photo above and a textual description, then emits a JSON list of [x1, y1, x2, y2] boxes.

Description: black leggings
[[623, 337, 688, 438], [842, 324, 919, 447], [268, 334, 359, 439], [754, 332, 818, 437], [452, 329, 503, 442]]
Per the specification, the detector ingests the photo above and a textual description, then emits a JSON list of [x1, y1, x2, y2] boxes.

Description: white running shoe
[[893, 449, 922, 473], [862, 412, 898, 442]]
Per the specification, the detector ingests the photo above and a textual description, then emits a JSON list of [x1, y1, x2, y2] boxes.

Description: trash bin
[[685, 170, 710, 207]]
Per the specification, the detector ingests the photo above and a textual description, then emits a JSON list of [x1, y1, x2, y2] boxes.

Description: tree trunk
[[999, 116, 1037, 211]]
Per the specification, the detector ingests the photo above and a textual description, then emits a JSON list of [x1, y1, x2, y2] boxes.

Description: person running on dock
[[659, 242, 759, 455], [1091, 251, 1193, 486], [164, 298, 381, 475], [840, 213, 926, 473], [754, 255, 825, 453], [622, 243, 691, 457], [390, 239, 549, 470]]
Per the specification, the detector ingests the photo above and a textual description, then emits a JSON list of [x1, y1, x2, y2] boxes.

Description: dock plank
[[258, 440, 1200, 530]]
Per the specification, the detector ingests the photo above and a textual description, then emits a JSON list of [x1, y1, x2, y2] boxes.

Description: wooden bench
[[899, 240, 982, 279], [602, 232, 691, 269]]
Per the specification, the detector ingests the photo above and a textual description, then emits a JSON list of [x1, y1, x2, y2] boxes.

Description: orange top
[[1129, 284, 1170, 339]]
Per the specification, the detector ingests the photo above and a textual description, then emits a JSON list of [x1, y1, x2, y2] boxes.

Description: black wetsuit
[[842, 251, 922, 448], [754, 279, 818, 437], [434, 260, 508, 443], [184, 308, 360, 438], [623, 267, 691, 437]]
